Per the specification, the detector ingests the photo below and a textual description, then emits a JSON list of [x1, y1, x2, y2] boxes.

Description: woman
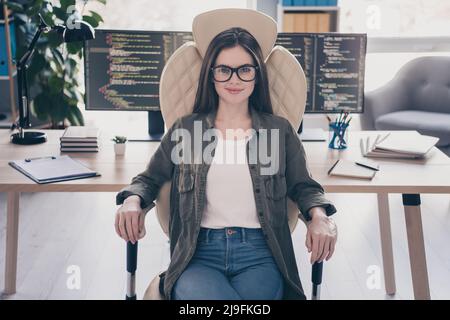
[[115, 26, 337, 300]]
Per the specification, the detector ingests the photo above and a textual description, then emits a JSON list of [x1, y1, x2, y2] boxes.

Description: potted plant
[[112, 135, 127, 155], [8, 0, 107, 129]]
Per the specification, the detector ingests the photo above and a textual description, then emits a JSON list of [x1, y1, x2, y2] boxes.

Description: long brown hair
[[192, 27, 273, 115]]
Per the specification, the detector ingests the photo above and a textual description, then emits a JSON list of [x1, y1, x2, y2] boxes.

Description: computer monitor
[[84, 30, 366, 141], [276, 32, 367, 114], [276, 33, 367, 140], [84, 29, 193, 140]]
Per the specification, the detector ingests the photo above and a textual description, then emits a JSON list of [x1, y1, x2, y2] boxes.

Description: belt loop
[[206, 228, 211, 244], [241, 228, 246, 243]]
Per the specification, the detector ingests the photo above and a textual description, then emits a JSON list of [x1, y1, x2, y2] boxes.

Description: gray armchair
[[361, 56, 450, 155]]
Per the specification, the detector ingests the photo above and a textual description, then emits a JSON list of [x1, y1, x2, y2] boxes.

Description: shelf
[[282, 6, 340, 12], [0, 70, 16, 80], [278, 3, 340, 33]]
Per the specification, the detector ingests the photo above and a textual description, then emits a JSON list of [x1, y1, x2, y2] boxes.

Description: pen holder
[[328, 121, 349, 150]]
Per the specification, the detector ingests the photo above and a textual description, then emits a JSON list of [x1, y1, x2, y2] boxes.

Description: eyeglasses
[[211, 64, 258, 82]]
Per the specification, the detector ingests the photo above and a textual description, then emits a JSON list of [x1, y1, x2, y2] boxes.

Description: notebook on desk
[[328, 159, 377, 180], [361, 132, 439, 159], [60, 126, 100, 142], [9, 155, 100, 184]]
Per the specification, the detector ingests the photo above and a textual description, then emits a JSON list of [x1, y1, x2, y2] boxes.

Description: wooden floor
[[0, 191, 449, 300]]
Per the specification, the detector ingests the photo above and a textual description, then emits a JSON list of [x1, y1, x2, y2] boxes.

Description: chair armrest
[[361, 78, 410, 130], [126, 241, 138, 300]]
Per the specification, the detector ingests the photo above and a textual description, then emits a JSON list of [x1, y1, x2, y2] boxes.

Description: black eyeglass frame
[[210, 64, 259, 82]]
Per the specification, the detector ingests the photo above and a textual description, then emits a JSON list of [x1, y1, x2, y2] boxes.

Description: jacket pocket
[[264, 174, 287, 200], [177, 167, 195, 222], [264, 174, 287, 226]]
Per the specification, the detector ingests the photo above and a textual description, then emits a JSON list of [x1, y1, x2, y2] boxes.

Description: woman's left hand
[[305, 207, 338, 263]]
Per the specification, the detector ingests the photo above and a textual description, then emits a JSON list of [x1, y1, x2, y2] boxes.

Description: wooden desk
[[2, 129, 450, 299]]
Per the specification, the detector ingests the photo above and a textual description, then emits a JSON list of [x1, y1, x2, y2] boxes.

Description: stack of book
[[283, 12, 331, 32], [360, 131, 439, 159], [60, 126, 100, 153]]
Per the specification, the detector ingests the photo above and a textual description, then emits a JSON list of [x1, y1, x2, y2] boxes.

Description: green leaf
[[46, 30, 64, 48], [50, 93, 69, 124], [51, 48, 65, 68], [49, 76, 65, 94], [60, 0, 76, 11], [82, 15, 99, 28], [45, 48, 64, 74], [66, 41, 83, 54], [68, 58, 77, 69], [27, 53, 48, 79], [89, 10, 104, 23], [95, 0, 107, 4], [66, 110, 78, 126], [41, 11, 55, 26], [65, 88, 83, 103], [32, 91, 52, 122], [26, 2, 44, 17], [6, 2, 25, 13], [52, 7, 67, 20], [68, 104, 85, 126], [12, 13, 29, 24]]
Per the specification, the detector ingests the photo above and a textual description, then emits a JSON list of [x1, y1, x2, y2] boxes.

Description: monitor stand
[[128, 110, 165, 142], [298, 121, 327, 142]]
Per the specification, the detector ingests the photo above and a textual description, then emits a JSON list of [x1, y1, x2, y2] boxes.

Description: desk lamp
[[11, 14, 95, 145]]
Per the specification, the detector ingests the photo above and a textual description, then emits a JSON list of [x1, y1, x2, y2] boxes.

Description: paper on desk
[[9, 155, 97, 183]]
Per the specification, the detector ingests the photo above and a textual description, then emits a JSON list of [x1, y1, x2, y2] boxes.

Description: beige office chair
[[124, 8, 322, 300]]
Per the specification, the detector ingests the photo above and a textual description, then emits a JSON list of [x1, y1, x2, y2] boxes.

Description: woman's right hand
[[115, 195, 146, 244]]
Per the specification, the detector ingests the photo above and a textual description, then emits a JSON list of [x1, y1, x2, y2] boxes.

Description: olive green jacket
[[116, 108, 337, 299]]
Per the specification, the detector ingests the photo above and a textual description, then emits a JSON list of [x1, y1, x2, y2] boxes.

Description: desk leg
[[5, 192, 19, 295], [377, 193, 396, 295], [402, 194, 430, 300]]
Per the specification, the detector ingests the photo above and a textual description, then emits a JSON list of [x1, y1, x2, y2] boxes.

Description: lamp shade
[[10, 17, 96, 145], [62, 20, 95, 43]]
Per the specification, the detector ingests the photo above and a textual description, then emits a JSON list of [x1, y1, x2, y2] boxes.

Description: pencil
[[340, 112, 349, 127], [345, 116, 352, 126], [327, 159, 340, 175], [337, 111, 343, 124], [377, 133, 391, 144]]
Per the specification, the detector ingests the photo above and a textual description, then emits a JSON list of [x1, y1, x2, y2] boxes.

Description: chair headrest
[[160, 8, 307, 131], [192, 8, 277, 61]]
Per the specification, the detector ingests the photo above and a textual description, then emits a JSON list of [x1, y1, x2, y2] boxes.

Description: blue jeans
[[172, 227, 284, 300]]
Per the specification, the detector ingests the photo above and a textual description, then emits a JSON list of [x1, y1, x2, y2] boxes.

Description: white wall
[[90, 0, 247, 31], [79, 1, 450, 134]]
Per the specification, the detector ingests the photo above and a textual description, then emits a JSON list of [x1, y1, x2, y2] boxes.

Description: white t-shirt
[[201, 134, 261, 229]]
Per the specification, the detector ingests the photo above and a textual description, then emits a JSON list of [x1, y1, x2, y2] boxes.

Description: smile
[[225, 88, 244, 94]]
